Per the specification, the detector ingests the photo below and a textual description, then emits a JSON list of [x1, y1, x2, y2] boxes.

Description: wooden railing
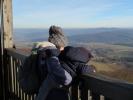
[[80, 74, 133, 100], [4, 48, 133, 100], [5, 48, 35, 100]]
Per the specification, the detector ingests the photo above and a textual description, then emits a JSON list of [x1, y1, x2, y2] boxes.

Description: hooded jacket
[[59, 46, 95, 77], [39, 46, 95, 87], [45, 46, 95, 100]]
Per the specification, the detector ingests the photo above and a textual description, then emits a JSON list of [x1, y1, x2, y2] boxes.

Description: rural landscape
[[68, 28, 133, 82], [1, 0, 133, 99], [14, 28, 133, 82]]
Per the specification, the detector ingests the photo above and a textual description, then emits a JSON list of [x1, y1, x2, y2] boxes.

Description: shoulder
[[61, 46, 93, 63]]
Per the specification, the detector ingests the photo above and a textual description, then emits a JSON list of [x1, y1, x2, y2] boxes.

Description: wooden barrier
[[5, 49, 34, 100], [4, 48, 133, 100], [80, 74, 133, 100]]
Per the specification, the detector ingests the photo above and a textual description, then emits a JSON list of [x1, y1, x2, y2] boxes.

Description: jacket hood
[[60, 46, 93, 63], [38, 48, 60, 58]]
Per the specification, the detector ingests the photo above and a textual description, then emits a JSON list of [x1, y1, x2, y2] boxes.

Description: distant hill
[[14, 28, 133, 45], [114, 43, 133, 47], [69, 28, 133, 44], [74, 42, 133, 68]]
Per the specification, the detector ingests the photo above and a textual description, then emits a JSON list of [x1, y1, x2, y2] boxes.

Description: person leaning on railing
[[44, 25, 96, 100]]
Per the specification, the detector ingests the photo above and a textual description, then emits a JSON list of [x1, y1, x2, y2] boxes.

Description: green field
[[89, 61, 133, 82], [79, 43, 133, 82]]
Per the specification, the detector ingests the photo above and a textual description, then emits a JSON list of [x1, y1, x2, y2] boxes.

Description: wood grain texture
[[2, 0, 13, 48]]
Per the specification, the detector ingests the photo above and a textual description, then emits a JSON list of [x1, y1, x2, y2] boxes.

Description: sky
[[13, 0, 133, 28]]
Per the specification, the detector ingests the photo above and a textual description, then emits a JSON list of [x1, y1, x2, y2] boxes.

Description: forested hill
[[69, 28, 133, 44]]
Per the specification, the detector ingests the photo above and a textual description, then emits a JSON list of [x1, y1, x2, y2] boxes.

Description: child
[[32, 41, 72, 100]]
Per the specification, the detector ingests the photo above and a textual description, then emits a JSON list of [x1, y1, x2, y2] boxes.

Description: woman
[[45, 25, 95, 100]]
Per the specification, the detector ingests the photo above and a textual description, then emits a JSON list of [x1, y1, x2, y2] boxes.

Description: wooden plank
[[10, 56, 14, 93], [71, 84, 78, 100], [80, 88, 88, 100], [81, 73, 133, 100], [0, 0, 4, 99], [13, 58, 17, 95], [3, 51, 10, 100], [8, 55, 13, 97], [90, 92, 100, 100], [0, 42, 4, 99], [6, 48, 29, 61], [18, 60, 22, 99], [104, 97, 112, 100], [7, 55, 12, 93], [80, 81, 88, 100], [15, 59, 20, 97], [0, 31, 4, 98]]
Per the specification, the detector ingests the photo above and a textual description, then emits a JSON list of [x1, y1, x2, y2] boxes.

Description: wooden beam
[[82, 74, 133, 100], [0, 0, 4, 99], [2, 0, 13, 48], [0, 0, 13, 99]]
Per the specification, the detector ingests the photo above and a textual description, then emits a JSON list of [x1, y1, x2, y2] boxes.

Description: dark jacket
[[46, 46, 95, 100], [38, 48, 72, 85], [59, 46, 95, 77]]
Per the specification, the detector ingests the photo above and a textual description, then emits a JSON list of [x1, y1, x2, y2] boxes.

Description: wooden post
[[2, 0, 13, 48], [0, 0, 4, 99], [80, 80, 88, 100], [71, 84, 79, 100], [0, 0, 13, 100]]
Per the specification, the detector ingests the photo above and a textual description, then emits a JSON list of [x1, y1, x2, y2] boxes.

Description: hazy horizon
[[14, 27, 133, 29]]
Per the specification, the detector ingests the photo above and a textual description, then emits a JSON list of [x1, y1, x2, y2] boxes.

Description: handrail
[[6, 48, 133, 100], [6, 48, 29, 60], [81, 73, 133, 100], [83, 73, 133, 86]]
